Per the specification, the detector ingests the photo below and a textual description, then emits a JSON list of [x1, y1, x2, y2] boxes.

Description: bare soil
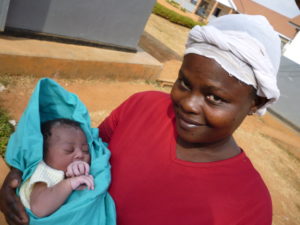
[[0, 10, 300, 225]]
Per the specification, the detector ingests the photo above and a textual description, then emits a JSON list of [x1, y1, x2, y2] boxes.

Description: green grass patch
[[0, 107, 14, 158], [152, 2, 204, 28], [0, 74, 16, 87], [166, 0, 181, 9]]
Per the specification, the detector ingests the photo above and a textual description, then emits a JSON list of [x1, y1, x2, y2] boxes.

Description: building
[[283, 15, 300, 64], [193, 0, 236, 23], [175, 0, 298, 44], [233, 0, 297, 42]]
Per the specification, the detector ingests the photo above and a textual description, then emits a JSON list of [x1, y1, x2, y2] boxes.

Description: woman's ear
[[248, 96, 268, 115]]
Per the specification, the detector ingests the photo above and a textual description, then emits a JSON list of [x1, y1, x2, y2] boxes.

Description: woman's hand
[[0, 168, 29, 225], [66, 161, 90, 177]]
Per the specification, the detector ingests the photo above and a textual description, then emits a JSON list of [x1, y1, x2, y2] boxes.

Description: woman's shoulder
[[123, 91, 171, 108], [115, 91, 172, 119], [129, 91, 170, 101]]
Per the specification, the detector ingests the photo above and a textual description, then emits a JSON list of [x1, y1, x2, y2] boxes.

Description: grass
[[0, 106, 14, 158], [166, 0, 181, 9], [152, 2, 204, 28], [166, 0, 187, 12], [0, 74, 16, 87]]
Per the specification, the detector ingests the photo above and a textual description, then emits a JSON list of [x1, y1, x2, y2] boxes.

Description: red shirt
[[99, 91, 272, 225]]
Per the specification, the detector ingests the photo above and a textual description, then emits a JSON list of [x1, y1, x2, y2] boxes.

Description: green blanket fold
[[5, 78, 116, 225]]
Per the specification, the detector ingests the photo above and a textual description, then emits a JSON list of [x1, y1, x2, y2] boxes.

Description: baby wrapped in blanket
[[5, 78, 116, 225]]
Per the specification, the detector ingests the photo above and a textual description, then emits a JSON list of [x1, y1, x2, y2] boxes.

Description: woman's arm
[[30, 175, 94, 217], [0, 168, 29, 225]]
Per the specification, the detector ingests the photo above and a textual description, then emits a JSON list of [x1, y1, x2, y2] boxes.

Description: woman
[[0, 14, 280, 225]]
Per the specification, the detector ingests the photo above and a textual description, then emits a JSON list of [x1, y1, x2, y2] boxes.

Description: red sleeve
[[98, 100, 124, 144]]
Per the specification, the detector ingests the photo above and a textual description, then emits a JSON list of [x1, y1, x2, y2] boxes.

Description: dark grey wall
[[0, 0, 10, 30], [269, 56, 300, 131], [5, 0, 156, 51]]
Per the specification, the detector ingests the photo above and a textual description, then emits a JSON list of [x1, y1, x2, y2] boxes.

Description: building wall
[[4, 0, 156, 51], [283, 31, 300, 65], [195, 0, 233, 22], [173, 0, 198, 12], [233, 0, 297, 40]]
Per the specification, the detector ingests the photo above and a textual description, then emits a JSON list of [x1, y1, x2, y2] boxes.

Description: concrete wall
[[5, 0, 156, 51], [283, 31, 300, 65], [270, 56, 300, 131]]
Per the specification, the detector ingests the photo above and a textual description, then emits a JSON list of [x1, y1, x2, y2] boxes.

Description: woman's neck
[[176, 136, 241, 163]]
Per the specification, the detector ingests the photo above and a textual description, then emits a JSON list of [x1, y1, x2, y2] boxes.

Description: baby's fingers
[[78, 163, 86, 175], [66, 163, 78, 177], [72, 165, 81, 176], [67, 161, 90, 176], [84, 163, 90, 175], [76, 161, 90, 175], [83, 175, 94, 190]]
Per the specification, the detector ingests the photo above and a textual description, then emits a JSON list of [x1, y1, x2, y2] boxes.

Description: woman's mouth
[[177, 114, 203, 130]]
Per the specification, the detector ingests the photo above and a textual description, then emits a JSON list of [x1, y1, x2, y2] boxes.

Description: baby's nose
[[74, 149, 83, 159]]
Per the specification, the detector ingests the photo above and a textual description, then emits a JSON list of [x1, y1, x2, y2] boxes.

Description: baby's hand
[[68, 175, 94, 190], [66, 161, 90, 177]]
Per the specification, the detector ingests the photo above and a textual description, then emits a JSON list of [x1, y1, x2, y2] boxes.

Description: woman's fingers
[[0, 168, 29, 225], [5, 204, 29, 225], [9, 194, 29, 223], [7, 180, 29, 225]]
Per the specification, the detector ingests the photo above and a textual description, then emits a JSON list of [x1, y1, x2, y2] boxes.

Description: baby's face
[[44, 125, 90, 172]]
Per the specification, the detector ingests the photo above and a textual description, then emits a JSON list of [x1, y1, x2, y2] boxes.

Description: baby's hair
[[41, 118, 83, 157]]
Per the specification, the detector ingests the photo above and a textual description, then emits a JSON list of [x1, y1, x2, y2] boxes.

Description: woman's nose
[[181, 94, 202, 114]]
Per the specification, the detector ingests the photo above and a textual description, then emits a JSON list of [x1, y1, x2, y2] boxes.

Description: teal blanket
[[5, 78, 116, 225]]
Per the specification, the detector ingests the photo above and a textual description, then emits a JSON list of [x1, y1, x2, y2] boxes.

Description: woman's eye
[[206, 94, 223, 104], [179, 79, 190, 90]]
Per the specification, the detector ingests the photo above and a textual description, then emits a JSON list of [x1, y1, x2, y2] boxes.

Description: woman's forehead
[[182, 54, 226, 74], [181, 54, 255, 94]]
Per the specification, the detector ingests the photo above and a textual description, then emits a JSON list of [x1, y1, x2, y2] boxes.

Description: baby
[[20, 118, 94, 217]]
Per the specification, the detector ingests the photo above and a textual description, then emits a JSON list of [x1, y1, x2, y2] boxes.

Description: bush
[[152, 3, 204, 28], [166, 0, 180, 9], [0, 108, 14, 158]]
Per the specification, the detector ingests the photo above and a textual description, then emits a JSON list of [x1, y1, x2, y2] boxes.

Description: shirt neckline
[[169, 129, 246, 168]]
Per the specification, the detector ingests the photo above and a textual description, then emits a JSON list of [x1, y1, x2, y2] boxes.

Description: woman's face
[[171, 54, 257, 145]]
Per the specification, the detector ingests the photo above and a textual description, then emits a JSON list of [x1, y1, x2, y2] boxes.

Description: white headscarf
[[185, 14, 281, 115]]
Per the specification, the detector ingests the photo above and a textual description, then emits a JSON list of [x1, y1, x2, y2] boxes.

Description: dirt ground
[[0, 10, 300, 225]]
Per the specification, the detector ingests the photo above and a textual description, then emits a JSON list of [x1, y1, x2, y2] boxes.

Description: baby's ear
[[248, 96, 268, 115]]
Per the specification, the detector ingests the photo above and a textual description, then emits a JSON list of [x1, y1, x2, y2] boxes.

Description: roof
[[289, 15, 300, 29], [233, 0, 297, 39]]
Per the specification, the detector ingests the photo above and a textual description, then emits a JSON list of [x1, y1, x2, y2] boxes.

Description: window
[[196, 1, 209, 16], [213, 8, 221, 17]]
